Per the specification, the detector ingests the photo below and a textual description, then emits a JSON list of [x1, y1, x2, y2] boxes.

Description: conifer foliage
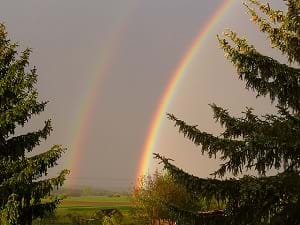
[[0, 24, 69, 225], [156, 1, 300, 224]]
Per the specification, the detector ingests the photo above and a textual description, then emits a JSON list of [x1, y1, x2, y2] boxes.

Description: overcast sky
[[0, 0, 285, 189]]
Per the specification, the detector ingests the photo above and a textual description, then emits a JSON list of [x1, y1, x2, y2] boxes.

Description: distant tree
[[156, 0, 300, 225], [0, 23, 69, 225], [81, 186, 93, 196], [132, 171, 200, 225]]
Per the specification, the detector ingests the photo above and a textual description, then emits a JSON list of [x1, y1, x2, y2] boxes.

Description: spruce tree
[[155, 0, 300, 224], [0, 24, 69, 225]]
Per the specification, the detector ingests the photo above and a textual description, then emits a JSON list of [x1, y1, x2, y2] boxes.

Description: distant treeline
[[52, 187, 131, 197]]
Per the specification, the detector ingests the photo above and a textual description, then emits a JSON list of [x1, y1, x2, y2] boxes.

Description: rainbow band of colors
[[66, 1, 138, 187], [136, 0, 236, 183]]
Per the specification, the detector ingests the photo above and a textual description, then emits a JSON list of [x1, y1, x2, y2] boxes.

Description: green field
[[60, 195, 132, 209], [33, 195, 136, 225]]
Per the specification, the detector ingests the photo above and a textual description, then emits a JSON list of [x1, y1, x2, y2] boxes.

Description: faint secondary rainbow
[[65, 1, 139, 187], [136, 0, 236, 183], [65, 32, 122, 187]]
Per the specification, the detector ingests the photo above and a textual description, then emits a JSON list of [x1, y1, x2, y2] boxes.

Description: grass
[[33, 195, 136, 225], [59, 195, 132, 210]]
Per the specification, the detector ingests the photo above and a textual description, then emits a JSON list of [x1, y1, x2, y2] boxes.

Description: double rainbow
[[136, 0, 236, 182], [66, 0, 237, 187]]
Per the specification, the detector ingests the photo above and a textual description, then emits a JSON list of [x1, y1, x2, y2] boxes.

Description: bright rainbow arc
[[136, 0, 236, 184]]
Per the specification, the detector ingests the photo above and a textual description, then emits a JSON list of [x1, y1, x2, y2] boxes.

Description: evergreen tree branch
[[0, 145, 66, 189], [154, 153, 239, 202], [158, 1, 300, 224], [168, 205, 226, 225], [245, 0, 285, 24], [1, 120, 52, 160], [0, 94, 47, 137], [31, 169, 69, 202], [245, 0, 300, 63], [156, 153, 300, 225], [167, 111, 300, 176], [0, 22, 68, 224], [31, 198, 61, 219], [218, 30, 300, 112]]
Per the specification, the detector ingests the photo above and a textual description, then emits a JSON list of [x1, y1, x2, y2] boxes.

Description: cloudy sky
[[0, 0, 284, 189]]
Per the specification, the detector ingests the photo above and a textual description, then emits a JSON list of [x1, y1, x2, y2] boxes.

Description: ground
[[33, 195, 135, 225]]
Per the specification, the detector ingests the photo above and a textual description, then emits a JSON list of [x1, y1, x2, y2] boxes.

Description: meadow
[[33, 195, 136, 225]]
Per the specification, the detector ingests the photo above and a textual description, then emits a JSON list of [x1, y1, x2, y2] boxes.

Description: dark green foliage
[[0, 23, 69, 225], [156, 1, 300, 224]]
